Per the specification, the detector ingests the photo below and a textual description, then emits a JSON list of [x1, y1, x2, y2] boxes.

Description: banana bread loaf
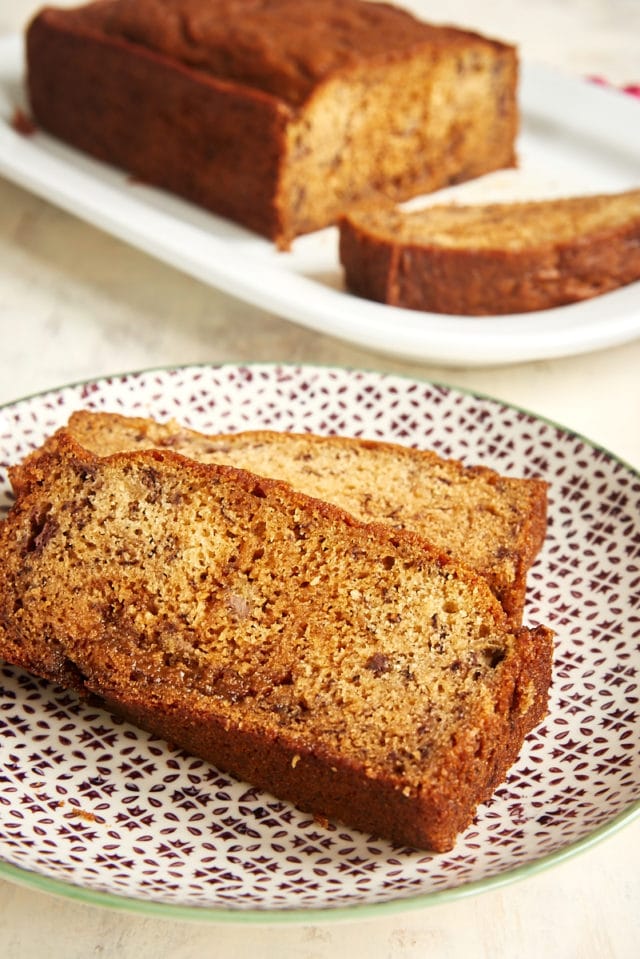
[[11, 410, 548, 625], [0, 431, 552, 851], [26, 0, 518, 248], [339, 188, 640, 314]]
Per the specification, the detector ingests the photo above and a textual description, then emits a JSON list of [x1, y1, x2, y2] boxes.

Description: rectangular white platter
[[0, 33, 639, 367]]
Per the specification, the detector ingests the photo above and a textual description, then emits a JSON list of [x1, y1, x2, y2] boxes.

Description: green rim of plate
[[0, 802, 638, 924], [0, 360, 639, 925]]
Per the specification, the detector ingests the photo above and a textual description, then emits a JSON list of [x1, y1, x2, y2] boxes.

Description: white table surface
[[1, 1, 639, 956]]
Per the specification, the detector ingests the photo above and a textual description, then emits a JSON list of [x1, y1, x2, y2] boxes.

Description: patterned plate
[[0, 363, 638, 922]]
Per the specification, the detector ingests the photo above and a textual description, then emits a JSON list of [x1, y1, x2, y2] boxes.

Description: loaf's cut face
[[0, 434, 552, 851], [11, 411, 547, 625], [279, 37, 517, 242], [26, 0, 518, 247], [339, 189, 640, 314]]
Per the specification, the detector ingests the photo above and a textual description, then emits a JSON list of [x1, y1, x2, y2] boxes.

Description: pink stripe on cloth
[[587, 75, 640, 98]]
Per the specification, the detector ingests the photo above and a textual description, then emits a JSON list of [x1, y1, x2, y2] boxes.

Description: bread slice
[[0, 431, 552, 851], [339, 189, 640, 314], [10, 411, 548, 625]]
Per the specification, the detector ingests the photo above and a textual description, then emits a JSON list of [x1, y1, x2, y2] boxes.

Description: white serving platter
[[0, 34, 639, 366]]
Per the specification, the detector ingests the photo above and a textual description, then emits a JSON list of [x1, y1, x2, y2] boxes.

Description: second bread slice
[[339, 189, 640, 314], [10, 410, 548, 625]]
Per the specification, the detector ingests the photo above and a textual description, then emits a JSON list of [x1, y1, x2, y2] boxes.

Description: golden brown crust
[[102, 623, 552, 851], [99, 0, 503, 107], [27, 4, 292, 241], [26, 0, 518, 247], [339, 190, 640, 314], [11, 410, 548, 624], [0, 431, 553, 851]]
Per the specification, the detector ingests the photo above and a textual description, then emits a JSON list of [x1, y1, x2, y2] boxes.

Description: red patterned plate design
[[0, 364, 638, 920]]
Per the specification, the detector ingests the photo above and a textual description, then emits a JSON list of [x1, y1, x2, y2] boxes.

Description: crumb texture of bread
[[26, 0, 518, 247], [339, 189, 640, 314], [0, 433, 552, 851], [10, 411, 548, 625]]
